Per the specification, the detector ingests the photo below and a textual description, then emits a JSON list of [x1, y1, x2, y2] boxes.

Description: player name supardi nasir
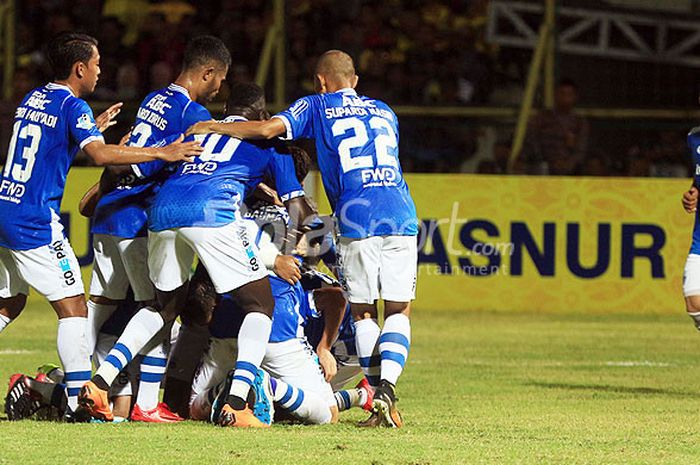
[[324, 94, 393, 120], [324, 94, 400, 188]]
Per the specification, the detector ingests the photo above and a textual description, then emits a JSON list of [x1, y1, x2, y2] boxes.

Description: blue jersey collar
[[337, 88, 357, 95], [168, 83, 191, 99]]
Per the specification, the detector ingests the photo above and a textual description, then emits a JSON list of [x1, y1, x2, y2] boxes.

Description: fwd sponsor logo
[[361, 167, 397, 184]]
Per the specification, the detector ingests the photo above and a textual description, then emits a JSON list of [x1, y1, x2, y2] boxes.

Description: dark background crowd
[[1, 0, 699, 177]]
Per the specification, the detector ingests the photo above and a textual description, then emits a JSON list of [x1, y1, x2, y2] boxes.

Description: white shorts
[[0, 238, 84, 301], [89, 234, 154, 302], [337, 235, 417, 304], [190, 337, 335, 409], [684, 254, 700, 297], [263, 338, 335, 409], [148, 220, 267, 294]]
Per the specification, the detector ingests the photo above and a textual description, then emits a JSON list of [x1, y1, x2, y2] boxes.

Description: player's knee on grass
[[686, 296, 700, 329], [0, 294, 27, 320], [228, 277, 275, 317], [50, 295, 88, 318]]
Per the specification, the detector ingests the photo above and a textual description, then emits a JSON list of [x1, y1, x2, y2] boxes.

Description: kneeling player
[[189, 223, 341, 424]]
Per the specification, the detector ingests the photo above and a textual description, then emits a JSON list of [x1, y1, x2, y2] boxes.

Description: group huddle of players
[[0, 33, 418, 428]]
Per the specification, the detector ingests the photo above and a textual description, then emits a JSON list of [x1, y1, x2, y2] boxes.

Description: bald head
[[314, 50, 358, 93]]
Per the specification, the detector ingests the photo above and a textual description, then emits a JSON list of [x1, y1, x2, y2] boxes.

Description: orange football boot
[[78, 381, 113, 422], [216, 404, 269, 428]]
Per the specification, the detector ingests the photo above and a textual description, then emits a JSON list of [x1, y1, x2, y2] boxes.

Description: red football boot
[[130, 403, 184, 423], [356, 377, 375, 412]]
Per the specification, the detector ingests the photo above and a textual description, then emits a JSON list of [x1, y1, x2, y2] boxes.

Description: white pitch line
[[0, 349, 36, 355], [604, 361, 671, 367]]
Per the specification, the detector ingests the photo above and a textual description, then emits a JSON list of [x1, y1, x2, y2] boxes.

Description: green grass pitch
[[2, 302, 700, 464]]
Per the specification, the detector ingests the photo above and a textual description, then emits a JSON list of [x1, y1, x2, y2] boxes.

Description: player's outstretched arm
[[683, 184, 698, 213], [186, 118, 286, 140], [82, 135, 203, 166]]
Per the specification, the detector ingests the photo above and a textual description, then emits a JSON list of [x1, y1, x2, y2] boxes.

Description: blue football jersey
[[0, 83, 104, 250], [274, 88, 418, 238], [209, 211, 315, 342], [148, 116, 305, 232], [210, 275, 315, 342], [689, 128, 700, 255], [92, 84, 211, 238]]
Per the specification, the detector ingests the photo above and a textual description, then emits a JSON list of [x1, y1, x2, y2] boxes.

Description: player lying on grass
[[80, 83, 316, 427], [186, 171, 374, 424], [0, 32, 201, 418], [79, 35, 231, 423], [187, 50, 418, 427], [188, 215, 342, 425]]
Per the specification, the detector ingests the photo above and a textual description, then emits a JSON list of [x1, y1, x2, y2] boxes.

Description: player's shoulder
[[689, 126, 700, 137], [39, 83, 88, 113], [287, 94, 322, 116]]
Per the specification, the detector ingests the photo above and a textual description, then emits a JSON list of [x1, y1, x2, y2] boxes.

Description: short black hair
[[226, 81, 264, 111], [288, 145, 312, 183], [46, 32, 98, 80], [182, 35, 231, 71]]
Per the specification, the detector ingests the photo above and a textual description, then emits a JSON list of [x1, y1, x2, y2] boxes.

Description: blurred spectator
[[522, 78, 590, 175], [116, 62, 141, 100], [149, 61, 174, 92], [3, 0, 695, 176], [648, 130, 689, 177], [578, 151, 610, 176]]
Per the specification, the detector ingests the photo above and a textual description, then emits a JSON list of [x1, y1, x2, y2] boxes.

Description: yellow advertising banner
[[312, 173, 693, 314], [47, 169, 693, 314]]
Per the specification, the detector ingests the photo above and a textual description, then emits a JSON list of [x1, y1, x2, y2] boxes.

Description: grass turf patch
[[1, 302, 699, 464]]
